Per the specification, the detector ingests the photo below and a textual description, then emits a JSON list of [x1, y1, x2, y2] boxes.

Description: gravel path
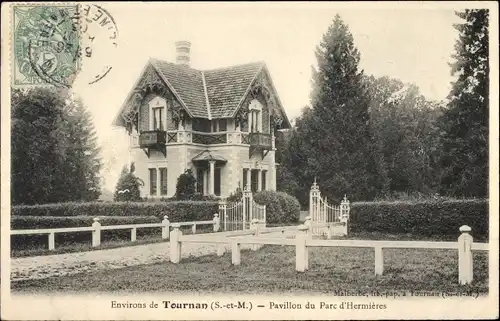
[[11, 231, 287, 282]]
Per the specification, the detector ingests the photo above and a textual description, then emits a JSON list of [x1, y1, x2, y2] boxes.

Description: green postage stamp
[[12, 4, 81, 87]]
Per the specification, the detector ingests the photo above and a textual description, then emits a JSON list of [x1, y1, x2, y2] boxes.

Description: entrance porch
[[192, 150, 227, 197]]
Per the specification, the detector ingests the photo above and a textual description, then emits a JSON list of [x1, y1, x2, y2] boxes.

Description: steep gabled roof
[[151, 59, 208, 118], [114, 59, 289, 127], [204, 62, 264, 118]]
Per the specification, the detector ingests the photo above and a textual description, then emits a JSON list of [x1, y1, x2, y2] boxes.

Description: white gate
[[218, 186, 266, 231], [309, 180, 350, 235]]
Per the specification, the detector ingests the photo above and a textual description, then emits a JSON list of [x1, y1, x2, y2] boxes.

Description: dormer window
[[248, 99, 263, 133], [149, 97, 167, 131]]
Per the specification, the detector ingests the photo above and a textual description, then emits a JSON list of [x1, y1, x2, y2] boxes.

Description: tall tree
[[289, 15, 388, 202], [11, 88, 103, 204], [63, 98, 103, 201], [439, 9, 489, 197], [365, 76, 444, 196], [11, 87, 69, 204]]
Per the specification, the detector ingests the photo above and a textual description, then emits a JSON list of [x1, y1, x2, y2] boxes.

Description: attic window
[[249, 99, 263, 133], [149, 97, 167, 131]]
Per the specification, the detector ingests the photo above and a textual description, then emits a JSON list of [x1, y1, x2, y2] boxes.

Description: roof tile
[[152, 59, 263, 119]]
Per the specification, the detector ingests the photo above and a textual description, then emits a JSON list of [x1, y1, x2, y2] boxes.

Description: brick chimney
[[175, 41, 191, 67]]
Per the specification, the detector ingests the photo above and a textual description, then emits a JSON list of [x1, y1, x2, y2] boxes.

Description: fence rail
[[169, 223, 488, 286], [10, 215, 221, 251]]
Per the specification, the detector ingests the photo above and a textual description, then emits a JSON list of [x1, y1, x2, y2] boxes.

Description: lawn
[[12, 245, 488, 294]]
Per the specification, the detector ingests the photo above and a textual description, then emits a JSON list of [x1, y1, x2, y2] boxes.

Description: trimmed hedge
[[254, 191, 300, 224], [11, 215, 161, 252], [11, 215, 159, 229], [12, 201, 219, 222], [349, 199, 488, 241]]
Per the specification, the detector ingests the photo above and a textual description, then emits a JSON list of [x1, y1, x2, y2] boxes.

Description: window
[[250, 169, 258, 193], [219, 119, 227, 132], [160, 168, 168, 195], [214, 168, 221, 196], [148, 97, 167, 131], [149, 168, 157, 196], [196, 168, 204, 193], [242, 168, 248, 189], [152, 107, 164, 130], [262, 170, 267, 191], [249, 99, 263, 133]]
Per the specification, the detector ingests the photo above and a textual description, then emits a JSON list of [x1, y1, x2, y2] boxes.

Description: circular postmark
[[14, 5, 80, 87], [78, 4, 119, 85]]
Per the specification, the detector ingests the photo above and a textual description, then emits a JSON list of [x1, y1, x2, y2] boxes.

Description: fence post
[[304, 216, 312, 239], [131, 227, 137, 242], [231, 240, 241, 265], [341, 195, 350, 223], [251, 218, 260, 251], [295, 224, 309, 272], [192, 224, 197, 235], [218, 199, 227, 231], [162, 216, 170, 240], [217, 244, 225, 257], [326, 224, 333, 240], [92, 217, 101, 247], [213, 213, 220, 232], [48, 232, 55, 251], [458, 225, 473, 285], [170, 223, 182, 263], [374, 247, 384, 275]]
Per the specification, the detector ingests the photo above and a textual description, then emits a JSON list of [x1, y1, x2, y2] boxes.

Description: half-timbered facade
[[112, 41, 291, 198]]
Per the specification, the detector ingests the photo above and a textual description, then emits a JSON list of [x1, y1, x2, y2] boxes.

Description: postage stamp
[[12, 4, 80, 87]]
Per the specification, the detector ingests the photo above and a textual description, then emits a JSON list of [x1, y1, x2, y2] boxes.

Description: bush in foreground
[[254, 190, 300, 224]]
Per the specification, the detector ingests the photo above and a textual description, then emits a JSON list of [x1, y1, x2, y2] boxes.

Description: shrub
[[349, 199, 488, 241], [12, 201, 219, 222], [114, 162, 144, 202], [253, 190, 300, 224], [227, 187, 243, 203], [175, 169, 196, 200]]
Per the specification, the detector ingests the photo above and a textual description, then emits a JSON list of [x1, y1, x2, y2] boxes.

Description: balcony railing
[[192, 132, 227, 145], [248, 132, 272, 149], [139, 131, 167, 148]]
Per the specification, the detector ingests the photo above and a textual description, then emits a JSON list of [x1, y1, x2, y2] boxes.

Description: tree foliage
[[365, 76, 444, 196], [11, 87, 102, 204], [114, 162, 144, 201], [438, 9, 489, 197], [175, 169, 197, 200], [284, 15, 387, 203]]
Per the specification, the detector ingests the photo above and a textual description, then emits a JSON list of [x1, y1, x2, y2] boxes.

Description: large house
[[112, 41, 291, 199]]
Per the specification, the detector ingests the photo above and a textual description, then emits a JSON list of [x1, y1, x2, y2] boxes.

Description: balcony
[[139, 131, 166, 157], [248, 132, 272, 150]]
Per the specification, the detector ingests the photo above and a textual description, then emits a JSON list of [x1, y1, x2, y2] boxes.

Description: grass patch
[[12, 245, 488, 294]]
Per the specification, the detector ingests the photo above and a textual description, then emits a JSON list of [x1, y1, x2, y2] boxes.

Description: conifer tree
[[114, 162, 143, 201], [439, 9, 489, 197], [290, 15, 387, 201]]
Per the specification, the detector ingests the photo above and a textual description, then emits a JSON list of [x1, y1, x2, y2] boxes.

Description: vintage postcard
[[1, 1, 499, 320]]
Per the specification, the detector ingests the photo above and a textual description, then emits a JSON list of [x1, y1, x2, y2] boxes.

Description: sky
[[69, 2, 464, 192]]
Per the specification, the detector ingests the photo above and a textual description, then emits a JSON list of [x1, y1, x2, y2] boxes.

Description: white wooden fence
[[169, 224, 488, 285], [10, 214, 222, 251]]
